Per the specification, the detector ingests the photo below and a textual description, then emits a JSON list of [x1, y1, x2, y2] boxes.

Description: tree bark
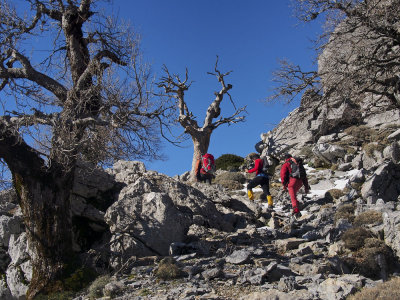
[[0, 126, 74, 299], [190, 131, 211, 182], [19, 173, 74, 299]]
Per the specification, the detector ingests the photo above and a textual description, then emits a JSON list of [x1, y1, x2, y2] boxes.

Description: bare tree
[[268, 58, 320, 104], [270, 0, 400, 108], [0, 0, 174, 297], [158, 57, 246, 181]]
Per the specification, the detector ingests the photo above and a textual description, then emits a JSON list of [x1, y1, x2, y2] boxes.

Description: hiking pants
[[288, 177, 303, 209], [197, 172, 213, 185], [247, 175, 270, 199]]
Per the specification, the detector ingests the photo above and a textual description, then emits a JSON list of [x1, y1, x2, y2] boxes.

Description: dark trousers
[[247, 175, 270, 199], [197, 172, 213, 184]]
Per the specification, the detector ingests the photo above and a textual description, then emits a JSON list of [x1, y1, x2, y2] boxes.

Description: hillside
[[0, 0, 400, 299]]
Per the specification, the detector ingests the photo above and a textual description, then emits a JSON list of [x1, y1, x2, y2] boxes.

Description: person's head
[[284, 153, 292, 160], [250, 153, 260, 161]]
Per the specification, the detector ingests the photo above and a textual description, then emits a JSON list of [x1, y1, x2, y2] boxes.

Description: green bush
[[88, 275, 110, 299], [215, 154, 244, 171]]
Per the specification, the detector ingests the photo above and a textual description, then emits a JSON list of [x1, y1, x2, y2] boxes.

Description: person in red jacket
[[246, 153, 272, 207], [280, 154, 310, 216]]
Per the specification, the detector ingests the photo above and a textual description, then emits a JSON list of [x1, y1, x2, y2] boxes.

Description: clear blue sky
[[107, 0, 322, 176]]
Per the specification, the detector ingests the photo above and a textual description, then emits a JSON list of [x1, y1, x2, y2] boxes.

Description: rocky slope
[[1, 153, 400, 299]]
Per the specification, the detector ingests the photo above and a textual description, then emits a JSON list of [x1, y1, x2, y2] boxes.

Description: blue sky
[[107, 0, 322, 176]]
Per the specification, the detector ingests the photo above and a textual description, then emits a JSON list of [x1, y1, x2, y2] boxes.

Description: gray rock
[[361, 162, 400, 203], [202, 267, 222, 280], [0, 215, 22, 248], [226, 249, 251, 265], [383, 142, 400, 163], [317, 274, 366, 300], [387, 129, 400, 141], [6, 264, 29, 299], [313, 143, 346, 164], [0, 278, 12, 300]]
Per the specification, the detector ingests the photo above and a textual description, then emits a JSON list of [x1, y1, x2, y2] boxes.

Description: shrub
[[215, 180, 244, 191], [343, 238, 395, 279], [88, 275, 110, 299], [214, 172, 246, 184], [63, 267, 98, 292], [348, 276, 400, 300], [354, 210, 383, 226], [327, 188, 344, 199], [363, 142, 385, 158], [215, 154, 244, 171], [334, 204, 355, 223], [154, 257, 182, 280], [341, 227, 372, 251]]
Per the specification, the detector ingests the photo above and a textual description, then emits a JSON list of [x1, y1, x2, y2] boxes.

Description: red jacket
[[280, 158, 310, 189], [280, 159, 292, 187], [248, 158, 263, 175]]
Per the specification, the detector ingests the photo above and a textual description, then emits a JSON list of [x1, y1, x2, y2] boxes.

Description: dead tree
[[158, 57, 246, 181], [0, 0, 174, 297]]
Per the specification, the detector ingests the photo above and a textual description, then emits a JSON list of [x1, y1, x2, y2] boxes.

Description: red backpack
[[201, 153, 216, 174]]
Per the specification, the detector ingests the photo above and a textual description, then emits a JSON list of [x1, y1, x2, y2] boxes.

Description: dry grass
[[334, 204, 355, 223], [214, 172, 246, 184], [348, 277, 400, 300], [327, 188, 344, 199], [216, 180, 244, 191], [354, 210, 383, 226]]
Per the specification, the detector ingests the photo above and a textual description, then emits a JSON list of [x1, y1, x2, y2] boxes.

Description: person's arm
[[302, 177, 311, 193], [280, 162, 289, 188], [248, 159, 261, 173]]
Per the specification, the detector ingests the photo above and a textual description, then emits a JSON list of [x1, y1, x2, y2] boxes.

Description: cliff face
[[257, 0, 400, 165]]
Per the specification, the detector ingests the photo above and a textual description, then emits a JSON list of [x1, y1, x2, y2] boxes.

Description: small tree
[[158, 57, 246, 181], [0, 0, 174, 297]]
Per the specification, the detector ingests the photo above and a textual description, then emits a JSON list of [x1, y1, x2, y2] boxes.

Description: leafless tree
[[268, 58, 320, 104], [158, 57, 246, 181], [269, 0, 400, 109], [0, 0, 174, 297]]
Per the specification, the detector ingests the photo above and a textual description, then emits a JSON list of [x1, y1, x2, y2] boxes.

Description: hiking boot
[[292, 206, 300, 215], [247, 190, 254, 200], [267, 195, 273, 208]]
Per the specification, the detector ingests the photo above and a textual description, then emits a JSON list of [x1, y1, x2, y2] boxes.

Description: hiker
[[280, 153, 310, 216], [195, 153, 215, 184], [246, 153, 273, 208]]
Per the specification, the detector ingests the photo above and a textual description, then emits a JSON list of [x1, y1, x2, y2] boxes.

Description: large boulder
[[383, 210, 400, 260], [105, 161, 234, 268], [361, 162, 400, 203]]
